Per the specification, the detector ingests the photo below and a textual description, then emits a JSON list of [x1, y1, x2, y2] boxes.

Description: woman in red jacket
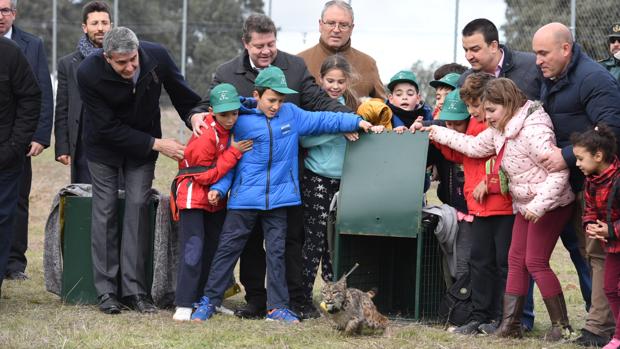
[[573, 125, 620, 349], [171, 83, 252, 321]]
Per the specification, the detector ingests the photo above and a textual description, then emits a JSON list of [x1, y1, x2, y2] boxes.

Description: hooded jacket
[[211, 103, 361, 210], [432, 101, 574, 217]]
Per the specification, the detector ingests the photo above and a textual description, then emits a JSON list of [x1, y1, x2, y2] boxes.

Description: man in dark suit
[[54, 1, 112, 184], [0, 0, 54, 280], [77, 27, 200, 314], [0, 37, 41, 296], [188, 13, 350, 320]]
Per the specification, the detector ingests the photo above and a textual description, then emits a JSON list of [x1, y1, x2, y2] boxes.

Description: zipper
[[266, 118, 273, 209]]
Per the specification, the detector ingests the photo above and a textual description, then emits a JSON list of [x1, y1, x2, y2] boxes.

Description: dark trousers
[[0, 166, 23, 289], [238, 205, 304, 309], [72, 133, 91, 184], [301, 171, 337, 305], [6, 157, 31, 275], [205, 208, 289, 310], [174, 209, 225, 307], [603, 252, 620, 339], [89, 159, 155, 298], [469, 214, 514, 323]]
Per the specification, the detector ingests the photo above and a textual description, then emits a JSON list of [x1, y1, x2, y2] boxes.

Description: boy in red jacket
[[171, 83, 252, 321]]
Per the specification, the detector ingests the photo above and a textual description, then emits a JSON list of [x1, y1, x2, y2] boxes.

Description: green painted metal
[[61, 196, 156, 304], [335, 132, 429, 238]]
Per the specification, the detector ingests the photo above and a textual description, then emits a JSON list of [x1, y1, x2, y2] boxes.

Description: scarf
[[77, 34, 100, 58], [386, 101, 427, 128]]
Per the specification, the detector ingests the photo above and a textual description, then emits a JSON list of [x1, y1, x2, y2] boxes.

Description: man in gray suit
[[54, 1, 112, 184], [0, 0, 53, 281]]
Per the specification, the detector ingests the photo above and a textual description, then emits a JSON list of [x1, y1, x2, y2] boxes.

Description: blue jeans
[[0, 166, 23, 289], [521, 223, 591, 330]]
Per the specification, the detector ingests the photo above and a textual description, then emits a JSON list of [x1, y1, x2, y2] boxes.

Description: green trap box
[[333, 132, 446, 321], [60, 195, 156, 304]]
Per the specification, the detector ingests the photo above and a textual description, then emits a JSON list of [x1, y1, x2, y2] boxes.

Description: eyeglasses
[[610, 37, 620, 44], [0, 7, 14, 16], [321, 20, 352, 31]]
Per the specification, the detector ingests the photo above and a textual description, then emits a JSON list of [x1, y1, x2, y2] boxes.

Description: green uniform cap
[[210, 83, 241, 113], [609, 23, 620, 37], [430, 72, 461, 90], [255, 66, 298, 94], [438, 89, 470, 121], [387, 70, 418, 92]]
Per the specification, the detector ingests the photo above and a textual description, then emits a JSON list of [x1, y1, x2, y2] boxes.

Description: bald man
[[533, 22, 620, 347]]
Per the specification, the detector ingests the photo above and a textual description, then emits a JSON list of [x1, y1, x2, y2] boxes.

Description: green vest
[[600, 56, 620, 82]]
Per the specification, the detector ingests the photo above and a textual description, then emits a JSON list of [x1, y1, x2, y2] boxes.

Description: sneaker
[[173, 307, 193, 321], [575, 328, 611, 347], [191, 296, 215, 322], [603, 337, 620, 349], [266, 308, 300, 324], [478, 320, 500, 335], [216, 305, 235, 316], [452, 320, 481, 335]]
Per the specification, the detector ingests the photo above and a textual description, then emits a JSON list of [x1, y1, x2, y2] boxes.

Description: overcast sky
[[266, 0, 507, 83]]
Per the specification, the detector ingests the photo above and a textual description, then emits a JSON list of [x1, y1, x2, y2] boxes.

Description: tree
[[502, 0, 617, 60]]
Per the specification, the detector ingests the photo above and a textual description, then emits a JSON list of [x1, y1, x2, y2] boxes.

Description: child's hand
[[426, 125, 437, 140], [472, 180, 487, 203], [231, 134, 253, 153], [207, 190, 220, 206], [358, 120, 373, 132], [586, 220, 609, 242], [344, 132, 359, 141], [370, 125, 385, 133], [393, 126, 407, 134], [409, 116, 424, 133], [523, 209, 540, 223]]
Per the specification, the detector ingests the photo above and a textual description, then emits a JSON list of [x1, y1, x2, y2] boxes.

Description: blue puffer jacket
[[212, 103, 361, 210], [540, 43, 620, 191]]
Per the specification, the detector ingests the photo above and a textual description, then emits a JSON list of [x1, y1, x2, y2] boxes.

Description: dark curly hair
[[571, 124, 618, 163]]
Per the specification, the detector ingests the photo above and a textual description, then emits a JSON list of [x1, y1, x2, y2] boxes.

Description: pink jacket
[[432, 100, 574, 217]]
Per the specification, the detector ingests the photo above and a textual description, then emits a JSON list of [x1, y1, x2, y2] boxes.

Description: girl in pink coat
[[429, 78, 575, 341]]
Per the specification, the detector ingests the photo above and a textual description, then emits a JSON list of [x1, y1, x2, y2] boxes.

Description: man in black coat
[[54, 1, 112, 184], [0, 37, 41, 295], [77, 27, 200, 314], [0, 0, 54, 281], [188, 14, 350, 320]]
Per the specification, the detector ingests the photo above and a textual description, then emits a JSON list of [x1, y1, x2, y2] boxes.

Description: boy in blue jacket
[[190, 66, 373, 323]]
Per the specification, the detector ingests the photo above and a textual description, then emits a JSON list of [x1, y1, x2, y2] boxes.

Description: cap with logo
[[210, 83, 241, 113], [609, 23, 620, 38], [438, 89, 470, 121], [255, 66, 298, 94], [430, 73, 461, 90], [388, 70, 419, 92]]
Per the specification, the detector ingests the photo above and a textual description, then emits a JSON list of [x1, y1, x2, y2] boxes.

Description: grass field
[[0, 110, 593, 348]]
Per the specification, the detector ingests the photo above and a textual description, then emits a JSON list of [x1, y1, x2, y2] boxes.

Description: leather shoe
[[5, 271, 29, 280], [574, 328, 610, 347], [234, 303, 266, 319], [98, 293, 121, 314], [124, 294, 157, 314]]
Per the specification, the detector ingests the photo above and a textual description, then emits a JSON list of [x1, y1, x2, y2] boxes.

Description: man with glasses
[[599, 22, 620, 82], [298, 0, 385, 99], [0, 0, 53, 281]]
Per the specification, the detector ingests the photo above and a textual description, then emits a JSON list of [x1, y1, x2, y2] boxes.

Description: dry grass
[[0, 110, 590, 348]]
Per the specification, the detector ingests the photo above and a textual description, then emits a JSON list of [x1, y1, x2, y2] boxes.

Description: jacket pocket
[[289, 169, 299, 195], [233, 175, 243, 197]]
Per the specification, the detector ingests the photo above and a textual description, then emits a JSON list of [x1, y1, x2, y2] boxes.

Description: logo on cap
[[217, 91, 229, 101], [614, 24, 620, 33], [446, 100, 459, 111]]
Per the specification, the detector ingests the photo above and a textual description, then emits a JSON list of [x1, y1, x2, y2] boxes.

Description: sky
[[266, 0, 507, 83]]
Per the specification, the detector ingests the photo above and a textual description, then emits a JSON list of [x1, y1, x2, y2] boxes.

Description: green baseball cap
[[255, 66, 298, 94], [210, 83, 241, 113], [430, 73, 461, 90], [387, 70, 418, 92], [439, 89, 470, 121]]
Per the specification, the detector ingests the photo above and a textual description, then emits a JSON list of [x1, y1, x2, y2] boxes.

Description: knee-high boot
[[495, 293, 525, 338], [543, 292, 573, 341]]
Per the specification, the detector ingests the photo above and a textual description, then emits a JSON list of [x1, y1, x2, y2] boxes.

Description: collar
[[590, 157, 620, 185], [494, 49, 505, 77], [318, 36, 352, 54], [3, 26, 12, 39], [548, 43, 581, 83], [237, 49, 286, 75]]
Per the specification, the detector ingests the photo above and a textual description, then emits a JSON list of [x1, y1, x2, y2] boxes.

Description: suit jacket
[[0, 38, 41, 170], [77, 41, 201, 167], [11, 26, 53, 147], [188, 49, 350, 123], [54, 51, 84, 179]]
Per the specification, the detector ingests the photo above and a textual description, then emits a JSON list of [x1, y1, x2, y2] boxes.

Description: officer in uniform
[[599, 22, 620, 82]]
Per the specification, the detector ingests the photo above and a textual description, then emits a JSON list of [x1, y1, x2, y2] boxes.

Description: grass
[[0, 110, 592, 348]]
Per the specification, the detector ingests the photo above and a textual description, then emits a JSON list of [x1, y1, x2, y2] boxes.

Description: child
[[170, 83, 253, 321], [429, 78, 575, 341], [573, 125, 620, 349], [429, 72, 461, 119], [299, 55, 357, 319], [386, 70, 433, 128], [423, 78, 515, 336], [191, 66, 373, 323]]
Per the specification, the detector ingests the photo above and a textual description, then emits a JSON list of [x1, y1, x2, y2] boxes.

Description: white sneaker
[[173, 307, 193, 321], [216, 305, 235, 316]]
